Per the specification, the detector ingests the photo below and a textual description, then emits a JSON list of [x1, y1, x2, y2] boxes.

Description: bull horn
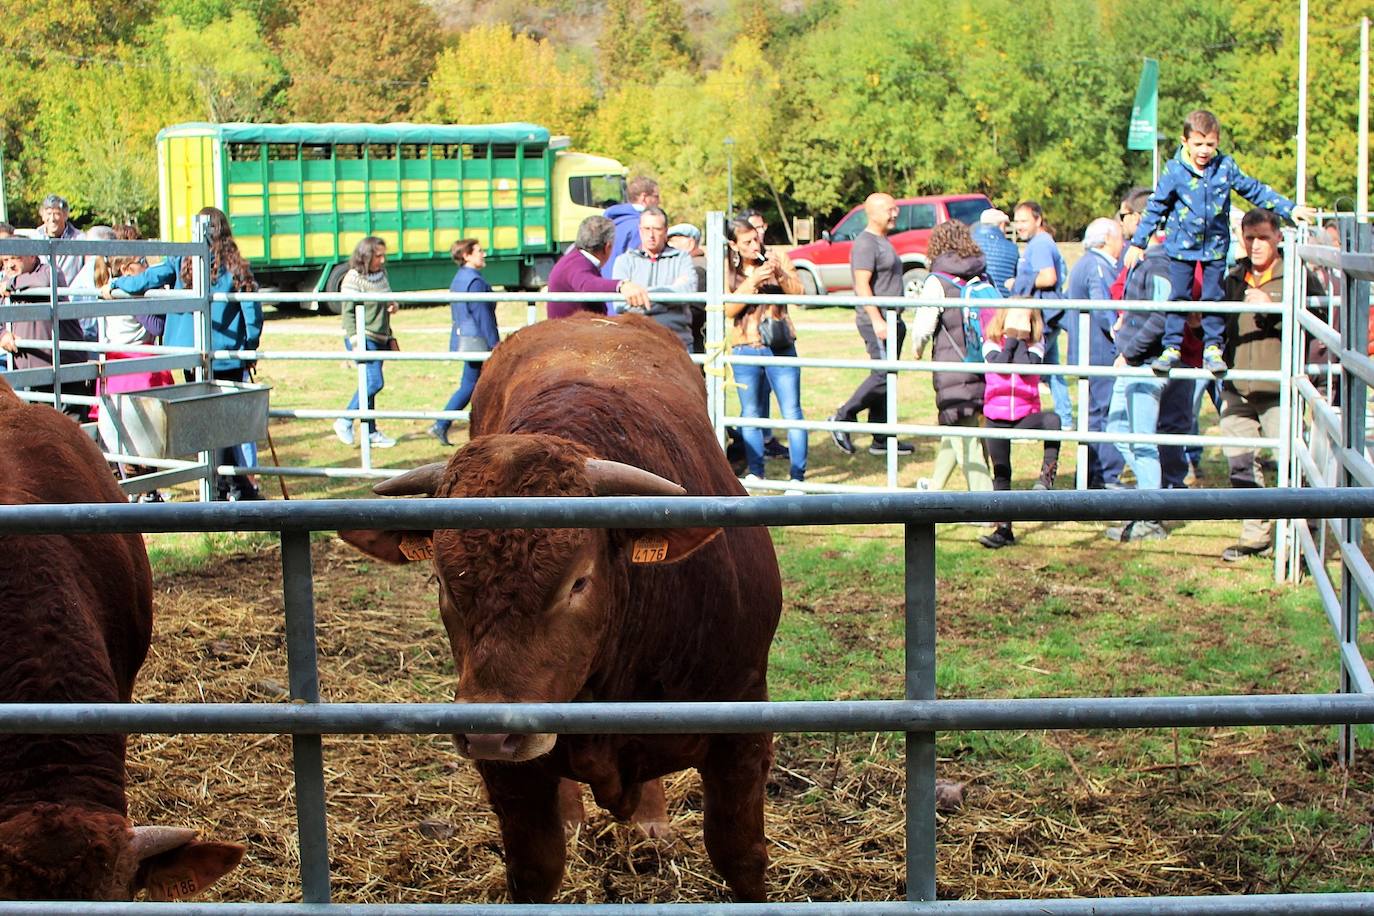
[[129, 825, 199, 860], [374, 462, 447, 497], [584, 459, 686, 497]]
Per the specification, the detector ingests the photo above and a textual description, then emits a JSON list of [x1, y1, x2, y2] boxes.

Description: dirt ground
[[130, 537, 1374, 902]]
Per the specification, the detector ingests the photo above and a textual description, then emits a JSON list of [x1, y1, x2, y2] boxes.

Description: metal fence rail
[[2, 488, 1372, 909]]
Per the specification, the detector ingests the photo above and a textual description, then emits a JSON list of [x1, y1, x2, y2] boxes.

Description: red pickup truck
[[787, 194, 993, 298]]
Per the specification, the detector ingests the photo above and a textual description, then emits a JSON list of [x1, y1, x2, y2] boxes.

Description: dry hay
[[127, 538, 1374, 902]]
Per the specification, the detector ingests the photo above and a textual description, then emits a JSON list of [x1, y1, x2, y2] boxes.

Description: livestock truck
[[157, 122, 628, 309]]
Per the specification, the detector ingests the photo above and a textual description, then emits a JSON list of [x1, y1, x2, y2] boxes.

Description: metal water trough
[[97, 380, 270, 458]]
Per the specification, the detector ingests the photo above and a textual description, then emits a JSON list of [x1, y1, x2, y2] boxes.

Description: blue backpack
[[933, 272, 1001, 362]]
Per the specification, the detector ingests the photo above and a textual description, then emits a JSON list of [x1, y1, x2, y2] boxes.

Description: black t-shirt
[[850, 230, 903, 307]]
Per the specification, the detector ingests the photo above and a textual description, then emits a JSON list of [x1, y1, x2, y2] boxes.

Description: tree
[[425, 25, 593, 132], [163, 11, 284, 122], [596, 0, 695, 86], [279, 0, 442, 122]]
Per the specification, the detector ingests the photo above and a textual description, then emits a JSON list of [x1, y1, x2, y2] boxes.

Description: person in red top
[[545, 216, 649, 319]]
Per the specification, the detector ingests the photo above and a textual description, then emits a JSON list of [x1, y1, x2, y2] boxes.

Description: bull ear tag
[[631, 537, 670, 564], [398, 533, 435, 561]]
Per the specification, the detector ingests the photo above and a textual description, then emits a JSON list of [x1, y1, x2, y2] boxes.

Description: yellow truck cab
[[157, 122, 628, 308]]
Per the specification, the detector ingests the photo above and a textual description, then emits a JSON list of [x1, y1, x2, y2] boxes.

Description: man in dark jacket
[[1102, 235, 1173, 542], [1218, 208, 1326, 561]]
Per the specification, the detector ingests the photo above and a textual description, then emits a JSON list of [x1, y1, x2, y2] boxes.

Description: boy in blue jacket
[[1122, 109, 1314, 376]]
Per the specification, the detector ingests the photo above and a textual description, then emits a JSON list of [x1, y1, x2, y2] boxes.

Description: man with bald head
[[830, 192, 912, 455]]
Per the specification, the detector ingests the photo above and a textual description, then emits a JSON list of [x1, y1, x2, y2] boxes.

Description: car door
[[815, 207, 870, 293]]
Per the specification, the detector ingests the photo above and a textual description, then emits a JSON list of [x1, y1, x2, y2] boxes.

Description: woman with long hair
[[430, 238, 497, 446], [334, 236, 399, 448], [910, 219, 993, 493], [724, 218, 807, 492], [102, 206, 264, 500]]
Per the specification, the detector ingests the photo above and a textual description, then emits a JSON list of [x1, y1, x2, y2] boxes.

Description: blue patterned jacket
[[1129, 146, 1295, 262]]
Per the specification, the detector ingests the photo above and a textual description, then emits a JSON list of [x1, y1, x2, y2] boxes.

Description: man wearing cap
[[611, 206, 697, 350], [35, 194, 84, 286], [970, 208, 1018, 293], [667, 224, 708, 353]]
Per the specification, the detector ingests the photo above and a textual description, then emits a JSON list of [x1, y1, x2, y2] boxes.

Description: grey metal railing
[[2, 487, 1373, 911]]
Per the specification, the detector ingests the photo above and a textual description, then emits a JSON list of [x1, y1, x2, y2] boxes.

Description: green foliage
[[424, 24, 593, 132], [162, 11, 284, 122], [596, 0, 696, 85]]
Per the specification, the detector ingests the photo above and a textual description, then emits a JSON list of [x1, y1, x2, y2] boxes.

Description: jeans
[[1105, 374, 1165, 491], [343, 336, 386, 433], [1044, 329, 1074, 431], [438, 362, 482, 432], [212, 367, 258, 476], [1162, 258, 1227, 351], [733, 344, 806, 480]]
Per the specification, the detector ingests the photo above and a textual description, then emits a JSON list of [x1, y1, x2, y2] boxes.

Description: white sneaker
[[784, 479, 806, 496], [743, 473, 764, 489], [368, 430, 397, 448], [333, 417, 355, 446]]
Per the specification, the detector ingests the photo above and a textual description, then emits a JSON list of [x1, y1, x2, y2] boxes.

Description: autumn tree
[[425, 24, 593, 132], [163, 11, 284, 122], [279, 0, 442, 121], [597, 0, 696, 86]]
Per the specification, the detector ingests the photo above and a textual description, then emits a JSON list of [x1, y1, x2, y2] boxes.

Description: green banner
[[1126, 58, 1159, 151]]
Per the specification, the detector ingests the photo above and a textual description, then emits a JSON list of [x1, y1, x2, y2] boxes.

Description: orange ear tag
[[148, 871, 202, 901], [399, 534, 435, 561], [631, 537, 670, 563]]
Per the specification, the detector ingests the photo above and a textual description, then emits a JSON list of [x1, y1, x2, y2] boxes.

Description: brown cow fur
[[343, 314, 783, 901], [0, 378, 241, 899]]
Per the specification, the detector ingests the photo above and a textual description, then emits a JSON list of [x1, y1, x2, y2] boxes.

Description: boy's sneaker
[[763, 438, 790, 460], [1150, 347, 1181, 375], [869, 439, 914, 456], [1202, 345, 1228, 375], [368, 430, 397, 448], [333, 417, 355, 446], [1124, 520, 1169, 541]]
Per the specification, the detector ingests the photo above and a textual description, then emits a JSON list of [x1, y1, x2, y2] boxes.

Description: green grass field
[[143, 300, 1374, 896]]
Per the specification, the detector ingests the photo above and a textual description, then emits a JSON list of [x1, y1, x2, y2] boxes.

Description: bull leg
[[478, 761, 567, 903], [699, 733, 771, 901], [558, 779, 587, 836], [630, 777, 675, 841]]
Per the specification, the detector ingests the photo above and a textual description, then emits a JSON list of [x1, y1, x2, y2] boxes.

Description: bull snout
[[458, 732, 526, 761]]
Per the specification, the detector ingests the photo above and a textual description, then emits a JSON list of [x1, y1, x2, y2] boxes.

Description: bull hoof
[[633, 817, 677, 842]]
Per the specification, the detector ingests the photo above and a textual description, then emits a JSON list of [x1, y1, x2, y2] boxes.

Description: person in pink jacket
[[978, 306, 1062, 549]]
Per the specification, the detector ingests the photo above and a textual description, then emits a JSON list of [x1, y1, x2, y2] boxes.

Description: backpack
[[933, 272, 1000, 362]]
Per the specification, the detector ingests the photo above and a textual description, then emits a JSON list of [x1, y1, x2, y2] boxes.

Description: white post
[[1360, 16, 1370, 221], [1276, 229, 1297, 583], [885, 305, 898, 488], [706, 212, 727, 449], [354, 294, 371, 469], [1075, 309, 1091, 490], [1296, 0, 1310, 207], [192, 215, 213, 502]]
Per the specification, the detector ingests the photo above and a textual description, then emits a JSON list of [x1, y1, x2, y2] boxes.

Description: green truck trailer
[[157, 122, 628, 308]]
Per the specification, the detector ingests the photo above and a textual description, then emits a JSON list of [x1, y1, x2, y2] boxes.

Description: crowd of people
[[0, 108, 1353, 564]]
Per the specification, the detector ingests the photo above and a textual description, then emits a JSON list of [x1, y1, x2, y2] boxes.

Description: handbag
[[757, 311, 795, 350]]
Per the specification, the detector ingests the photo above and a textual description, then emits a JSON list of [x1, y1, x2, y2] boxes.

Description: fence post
[[192, 216, 214, 502], [1339, 221, 1372, 766], [884, 305, 899, 487], [1276, 230, 1297, 583], [904, 522, 937, 901], [706, 212, 727, 448], [46, 237, 63, 416], [1075, 309, 1091, 490], [280, 529, 332, 901], [354, 294, 372, 470]]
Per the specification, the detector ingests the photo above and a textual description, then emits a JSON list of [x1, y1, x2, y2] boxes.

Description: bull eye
[[570, 576, 590, 595]]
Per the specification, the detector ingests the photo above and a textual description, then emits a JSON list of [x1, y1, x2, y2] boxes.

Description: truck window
[[945, 197, 993, 225], [301, 144, 331, 160], [568, 175, 627, 209], [830, 208, 867, 242], [400, 144, 426, 159], [368, 144, 396, 160], [335, 144, 363, 160], [228, 143, 261, 162], [895, 204, 936, 232], [267, 144, 297, 160]]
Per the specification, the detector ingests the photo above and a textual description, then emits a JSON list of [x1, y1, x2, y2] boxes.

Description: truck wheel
[[902, 266, 929, 298], [795, 269, 821, 308], [316, 264, 349, 315]]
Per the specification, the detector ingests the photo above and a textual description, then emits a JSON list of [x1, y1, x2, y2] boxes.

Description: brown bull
[[0, 377, 242, 900], [341, 313, 782, 901]]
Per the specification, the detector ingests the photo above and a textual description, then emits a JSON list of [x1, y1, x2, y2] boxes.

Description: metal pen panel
[[904, 524, 937, 902]]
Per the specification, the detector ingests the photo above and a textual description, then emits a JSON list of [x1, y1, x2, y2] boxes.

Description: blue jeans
[[733, 344, 806, 480], [343, 336, 386, 433], [438, 361, 482, 432], [1044, 330, 1074, 431], [1105, 374, 1165, 491], [1162, 258, 1227, 351]]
